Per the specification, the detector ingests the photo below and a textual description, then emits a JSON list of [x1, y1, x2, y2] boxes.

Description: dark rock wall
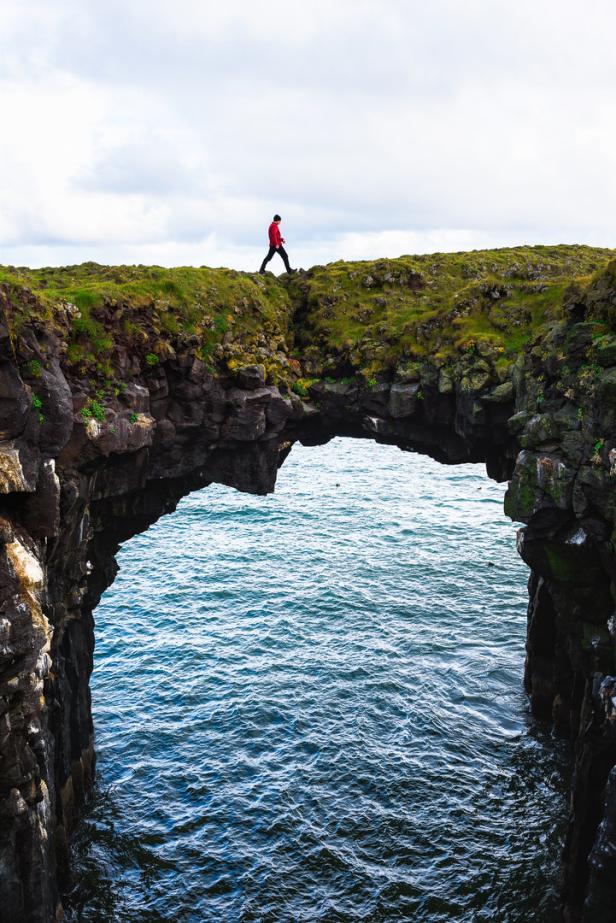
[[1, 322, 615, 921]]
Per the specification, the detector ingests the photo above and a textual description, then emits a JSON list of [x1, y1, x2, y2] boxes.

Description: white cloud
[[1, 0, 616, 269]]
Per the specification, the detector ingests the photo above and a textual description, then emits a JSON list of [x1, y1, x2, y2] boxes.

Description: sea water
[[65, 437, 567, 922]]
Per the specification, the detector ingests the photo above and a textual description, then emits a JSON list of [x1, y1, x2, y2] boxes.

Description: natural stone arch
[[2, 248, 616, 921]]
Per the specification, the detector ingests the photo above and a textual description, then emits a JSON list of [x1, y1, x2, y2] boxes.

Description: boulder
[[388, 382, 420, 418], [236, 365, 265, 390], [483, 380, 514, 403], [222, 388, 271, 441], [0, 363, 30, 440]]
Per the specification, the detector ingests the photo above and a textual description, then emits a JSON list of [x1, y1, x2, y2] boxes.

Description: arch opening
[[64, 438, 566, 922]]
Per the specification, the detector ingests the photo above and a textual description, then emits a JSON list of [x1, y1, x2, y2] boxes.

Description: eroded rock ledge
[[1, 247, 616, 921]]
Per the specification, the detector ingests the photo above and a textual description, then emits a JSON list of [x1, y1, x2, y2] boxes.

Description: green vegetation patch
[[80, 399, 106, 423], [2, 246, 616, 394], [292, 377, 319, 398], [286, 245, 615, 378], [0, 262, 294, 384]]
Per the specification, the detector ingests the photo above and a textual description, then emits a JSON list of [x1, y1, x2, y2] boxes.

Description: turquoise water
[[66, 438, 567, 922]]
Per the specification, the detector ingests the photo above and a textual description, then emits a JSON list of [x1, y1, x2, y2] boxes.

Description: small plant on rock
[[592, 437, 605, 465], [292, 378, 318, 399], [31, 393, 42, 410], [26, 359, 42, 378], [80, 399, 106, 423], [578, 363, 600, 395], [145, 353, 159, 366], [129, 412, 138, 424]]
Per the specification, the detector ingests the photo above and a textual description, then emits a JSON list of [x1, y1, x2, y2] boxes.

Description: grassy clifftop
[[1, 245, 615, 391], [0, 262, 293, 382], [289, 245, 616, 376]]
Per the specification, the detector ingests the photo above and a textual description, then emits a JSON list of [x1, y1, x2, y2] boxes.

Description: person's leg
[[259, 247, 276, 273], [277, 245, 292, 272]]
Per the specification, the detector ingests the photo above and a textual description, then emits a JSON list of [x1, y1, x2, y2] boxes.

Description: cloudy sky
[[1, 0, 615, 271]]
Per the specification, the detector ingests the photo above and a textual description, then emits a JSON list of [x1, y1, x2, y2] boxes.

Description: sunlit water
[[65, 438, 567, 922]]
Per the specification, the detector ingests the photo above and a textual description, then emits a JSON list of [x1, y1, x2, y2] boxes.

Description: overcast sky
[[1, 0, 615, 271]]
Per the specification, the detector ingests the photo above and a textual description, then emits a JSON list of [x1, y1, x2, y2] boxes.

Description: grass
[[0, 262, 294, 383], [285, 245, 615, 375], [1, 246, 616, 391]]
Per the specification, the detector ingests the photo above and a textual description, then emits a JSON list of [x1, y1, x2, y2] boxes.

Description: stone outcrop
[[1, 248, 616, 920]]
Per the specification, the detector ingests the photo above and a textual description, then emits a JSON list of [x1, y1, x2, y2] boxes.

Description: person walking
[[259, 214, 296, 274]]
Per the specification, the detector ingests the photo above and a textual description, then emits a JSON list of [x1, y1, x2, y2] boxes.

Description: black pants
[[260, 245, 291, 273]]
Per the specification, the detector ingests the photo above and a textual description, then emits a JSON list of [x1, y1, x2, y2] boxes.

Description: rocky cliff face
[[1, 247, 616, 921]]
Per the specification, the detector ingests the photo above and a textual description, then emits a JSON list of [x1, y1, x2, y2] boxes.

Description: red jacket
[[268, 222, 282, 248]]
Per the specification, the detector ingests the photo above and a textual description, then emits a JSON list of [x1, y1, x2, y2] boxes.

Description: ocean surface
[[65, 437, 567, 922]]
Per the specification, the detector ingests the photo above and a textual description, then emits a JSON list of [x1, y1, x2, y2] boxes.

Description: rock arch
[[1, 251, 616, 921]]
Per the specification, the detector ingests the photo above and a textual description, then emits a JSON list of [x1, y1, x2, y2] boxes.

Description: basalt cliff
[[2, 245, 616, 922]]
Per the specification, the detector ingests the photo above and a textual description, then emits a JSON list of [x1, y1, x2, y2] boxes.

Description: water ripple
[[65, 438, 567, 922]]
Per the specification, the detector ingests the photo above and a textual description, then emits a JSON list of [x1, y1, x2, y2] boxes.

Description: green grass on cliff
[[286, 245, 616, 376], [0, 262, 293, 380], [1, 245, 615, 387]]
